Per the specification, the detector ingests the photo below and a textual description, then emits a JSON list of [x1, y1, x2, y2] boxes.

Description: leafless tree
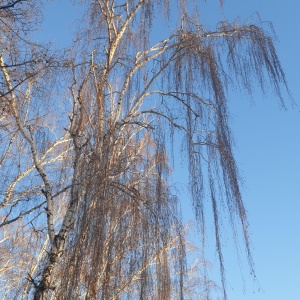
[[0, 0, 290, 299]]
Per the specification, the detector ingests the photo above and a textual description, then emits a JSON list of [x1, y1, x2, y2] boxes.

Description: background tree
[[0, 0, 289, 299]]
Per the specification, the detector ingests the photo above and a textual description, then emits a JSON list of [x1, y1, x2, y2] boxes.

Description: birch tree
[[0, 0, 289, 299]]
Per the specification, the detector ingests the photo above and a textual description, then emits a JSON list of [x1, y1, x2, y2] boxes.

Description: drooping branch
[[0, 55, 56, 244], [0, 1, 291, 299], [0, 0, 27, 10]]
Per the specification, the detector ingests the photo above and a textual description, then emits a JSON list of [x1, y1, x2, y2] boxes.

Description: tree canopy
[[0, 1, 289, 299]]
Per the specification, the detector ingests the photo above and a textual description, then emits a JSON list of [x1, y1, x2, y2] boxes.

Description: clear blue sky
[[41, 1, 300, 299], [194, 1, 300, 299], [220, 1, 299, 299]]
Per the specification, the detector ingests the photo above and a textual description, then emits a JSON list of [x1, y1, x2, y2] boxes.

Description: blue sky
[[41, 1, 300, 299], [201, 1, 300, 299]]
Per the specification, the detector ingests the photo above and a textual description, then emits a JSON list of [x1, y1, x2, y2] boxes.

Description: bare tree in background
[[0, 0, 290, 299]]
